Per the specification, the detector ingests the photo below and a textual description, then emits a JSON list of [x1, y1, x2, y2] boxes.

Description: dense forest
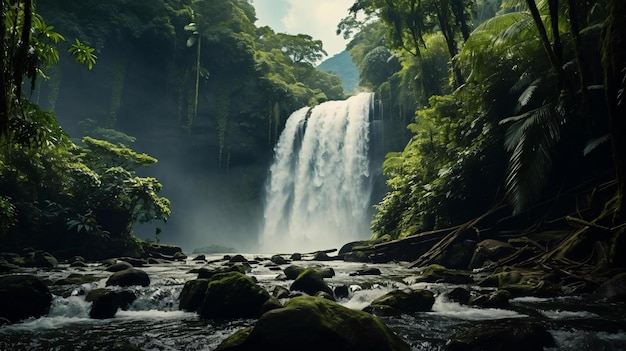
[[1, 0, 625, 269], [0, 0, 352, 256], [339, 0, 626, 271]]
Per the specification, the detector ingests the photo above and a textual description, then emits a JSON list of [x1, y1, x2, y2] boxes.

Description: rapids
[[1, 253, 625, 350]]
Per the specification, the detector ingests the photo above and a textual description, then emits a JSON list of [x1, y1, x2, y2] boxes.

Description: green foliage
[[82, 137, 157, 171], [68, 39, 97, 70]]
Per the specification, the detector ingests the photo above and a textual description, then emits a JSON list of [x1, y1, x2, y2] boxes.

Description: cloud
[[253, 0, 354, 60]]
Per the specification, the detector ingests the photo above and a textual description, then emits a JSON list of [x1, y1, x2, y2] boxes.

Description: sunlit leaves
[[68, 39, 97, 70]]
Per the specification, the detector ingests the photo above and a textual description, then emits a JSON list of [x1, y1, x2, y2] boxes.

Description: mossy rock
[[179, 279, 209, 312], [479, 269, 560, 297], [290, 267, 333, 296], [415, 264, 473, 284], [445, 319, 554, 351], [24, 251, 58, 268], [0, 274, 52, 323], [198, 272, 272, 319], [216, 296, 410, 351], [364, 288, 435, 316]]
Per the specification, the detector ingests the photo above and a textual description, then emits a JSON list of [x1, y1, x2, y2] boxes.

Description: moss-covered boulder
[[105, 268, 150, 287], [290, 268, 333, 296], [179, 279, 209, 312], [197, 272, 274, 319], [364, 288, 435, 316], [444, 319, 554, 351], [478, 269, 560, 298], [0, 274, 52, 323], [24, 251, 58, 268], [415, 264, 473, 284], [216, 296, 410, 351]]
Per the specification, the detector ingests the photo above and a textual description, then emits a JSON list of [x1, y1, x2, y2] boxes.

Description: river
[[1, 253, 625, 350]]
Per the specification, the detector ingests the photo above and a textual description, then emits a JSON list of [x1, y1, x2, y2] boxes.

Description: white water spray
[[259, 93, 375, 253]]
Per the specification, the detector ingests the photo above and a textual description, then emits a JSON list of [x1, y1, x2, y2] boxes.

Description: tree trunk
[[0, 0, 8, 137], [602, 0, 626, 220], [12, 0, 32, 100], [525, 0, 567, 91]]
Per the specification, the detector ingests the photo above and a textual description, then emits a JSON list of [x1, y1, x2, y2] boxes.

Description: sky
[[251, 0, 355, 62]]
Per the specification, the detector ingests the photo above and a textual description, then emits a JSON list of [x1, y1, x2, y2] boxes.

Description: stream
[[1, 253, 626, 350]]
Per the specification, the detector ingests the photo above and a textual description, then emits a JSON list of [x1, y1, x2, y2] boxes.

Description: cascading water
[[260, 92, 375, 253]]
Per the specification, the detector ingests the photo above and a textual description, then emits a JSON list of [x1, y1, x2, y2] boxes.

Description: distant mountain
[[317, 50, 359, 94]]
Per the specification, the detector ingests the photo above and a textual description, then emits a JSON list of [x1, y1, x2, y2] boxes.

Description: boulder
[[197, 272, 274, 319], [593, 273, 626, 302], [290, 253, 302, 261], [270, 255, 289, 265], [0, 274, 52, 323], [195, 264, 247, 279], [312, 252, 333, 261], [470, 239, 516, 267], [105, 268, 150, 287], [349, 267, 382, 276], [229, 254, 248, 263], [445, 287, 471, 305], [479, 270, 560, 298], [0, 261, 20, 272], [70, 260, 89, 268], [283, 265, 306, 280], [193, 255, 206, 261], [24, 251, 58, 268], [440, 239, 476, 269], [290, 268, 333, 296], [86, 288, 137, 319], [105, 261, 133, 272], [319, 267, 335, 278], [334, 285, 349, 299], [364, 288, 435, 316], [470, 289, 511, 308], [415, 264, 473, 284], [54, 273, 100, 286], [272, 286, 290, 299], [216, 296, 410, 351], [179, 279, 209, 312], [445, 319, 555, 351]]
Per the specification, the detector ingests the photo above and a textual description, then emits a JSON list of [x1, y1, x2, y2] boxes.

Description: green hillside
[[317, 51, 359, 94]]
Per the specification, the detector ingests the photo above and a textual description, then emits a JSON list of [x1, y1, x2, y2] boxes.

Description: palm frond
[[502, 103, 561, 213], [583, 134, 610, 156], [516, 78, 542, 112]]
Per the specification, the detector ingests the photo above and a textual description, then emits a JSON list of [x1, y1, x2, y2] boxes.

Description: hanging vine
[[45, 65, 62, 111], [216, 87, 230, 166], [108, 55, 127, 127]]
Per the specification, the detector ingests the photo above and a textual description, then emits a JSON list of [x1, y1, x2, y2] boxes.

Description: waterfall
[[259, 93, 375, 253]]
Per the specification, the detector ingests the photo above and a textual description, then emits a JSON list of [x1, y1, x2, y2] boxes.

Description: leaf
[[186, 36, 197, 48], [583, 134, 610, 156]]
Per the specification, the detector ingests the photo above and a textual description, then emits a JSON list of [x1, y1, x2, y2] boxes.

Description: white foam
[[540, 309, 598, 320], [431, 295, 524, 320]]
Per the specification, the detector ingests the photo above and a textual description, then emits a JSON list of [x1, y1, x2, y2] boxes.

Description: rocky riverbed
[[1, 249, 626, 350]]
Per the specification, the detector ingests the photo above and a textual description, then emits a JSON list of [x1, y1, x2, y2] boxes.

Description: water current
[[1, 253, 625, 350]]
